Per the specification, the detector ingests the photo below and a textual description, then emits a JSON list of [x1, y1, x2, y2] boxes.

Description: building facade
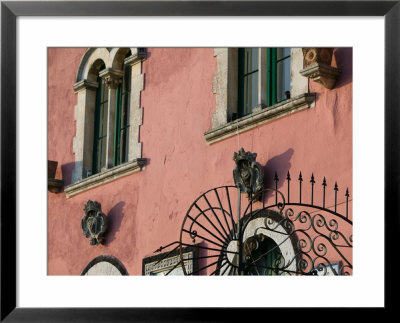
[[48, 47, 352, 276]]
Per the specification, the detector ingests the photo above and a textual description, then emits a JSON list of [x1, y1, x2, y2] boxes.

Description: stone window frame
[[205, 48, 316, 144], [65, 48, 146, 198]]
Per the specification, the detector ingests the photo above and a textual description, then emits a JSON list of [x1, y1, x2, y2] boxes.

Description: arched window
[[65, 48, 147, 198]]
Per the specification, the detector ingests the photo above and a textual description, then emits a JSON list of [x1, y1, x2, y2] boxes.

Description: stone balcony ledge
[[204, 93, 316, 144], [64, 158, 146, 198]]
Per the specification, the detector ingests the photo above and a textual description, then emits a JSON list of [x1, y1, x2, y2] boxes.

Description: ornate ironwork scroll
[[81, 200, 108, 245], [155, 163, 352, 276], [233, 148, 264, 199]]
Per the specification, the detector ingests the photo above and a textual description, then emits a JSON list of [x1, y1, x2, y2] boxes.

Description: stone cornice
[[48, 178, 63, 193], [64, 158, 146, 198], [300, 63, 341, 89], [72, 79, 98, 93], [204, 93, 316, 144], [124, 49, 147, 66]]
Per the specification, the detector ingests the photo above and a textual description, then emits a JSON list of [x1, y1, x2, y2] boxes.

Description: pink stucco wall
[[48, 47, 352, 275]]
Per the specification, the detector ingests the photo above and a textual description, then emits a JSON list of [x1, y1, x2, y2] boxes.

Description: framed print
[[1, 0, 399, 321]]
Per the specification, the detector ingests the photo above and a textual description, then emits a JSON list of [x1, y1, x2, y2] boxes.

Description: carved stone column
[[258, 48, 267, 108], [99, 68, 123, 169], [48, 160, 63, 193], [300, 48, 341, 89]]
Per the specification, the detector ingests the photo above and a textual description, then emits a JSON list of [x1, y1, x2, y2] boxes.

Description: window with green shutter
[[238, 48, 291, 118], [269, 47, 291, 105]]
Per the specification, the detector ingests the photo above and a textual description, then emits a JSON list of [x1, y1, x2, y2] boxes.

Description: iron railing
[[152, 171, 352, 276]]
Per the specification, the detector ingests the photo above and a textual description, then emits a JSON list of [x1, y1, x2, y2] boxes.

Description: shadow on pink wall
[[334, 48, 352, 89], [104, 201, 126, 246], [61, 161, 77, 187], [263, 148, 294, 191]]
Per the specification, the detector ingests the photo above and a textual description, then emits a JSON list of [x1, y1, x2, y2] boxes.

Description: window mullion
[[92, 76, 102, 174], [266, 48, 271, 106], [271, 48, 277, 105], [258, 48, 267, 107], [105, 86, 117, 169], [114, 84, 122, 166], [237, 48, 245, 118]]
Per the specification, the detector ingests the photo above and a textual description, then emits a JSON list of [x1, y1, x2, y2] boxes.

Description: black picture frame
[[1, 0, 398, 321]]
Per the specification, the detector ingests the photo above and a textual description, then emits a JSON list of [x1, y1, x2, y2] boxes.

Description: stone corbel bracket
[[300, 48, 341, 89], [48, 178, 63, 193], [99, 68, 124, 88], [48, 160, 63, 193]]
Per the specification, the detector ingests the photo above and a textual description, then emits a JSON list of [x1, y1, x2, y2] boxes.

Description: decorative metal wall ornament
[[81, 200, 108, 245], [154, 165, 352, 276], [233, 148, 264, 200], [243, 233, 267, 259]]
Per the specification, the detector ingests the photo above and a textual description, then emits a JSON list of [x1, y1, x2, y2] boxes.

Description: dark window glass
[[267, 48, 291, 106], [244, 236, 283, 276], [114, 51, 131, 166], [276, 48, 291, 103], [238, 48, 259, 117]]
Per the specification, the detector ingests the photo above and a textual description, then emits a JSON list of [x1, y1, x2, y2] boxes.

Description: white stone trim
[[212, 48, 238, 128], [76, 48, 142, 82], [258, 48, 268, 106], [84, 261, 123, 276], [65, 158, 146, 198], [72, 85, 97, 182], [81, 48, 111, 81], [290, 48, 309, 96], [144, 252, 193, 276], [300, 63, 341, 89], [204, 93, 316, 144], [127, 59, 144, 161]]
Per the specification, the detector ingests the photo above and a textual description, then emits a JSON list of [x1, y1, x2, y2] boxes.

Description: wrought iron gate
[[154, 149, 352, 276]]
